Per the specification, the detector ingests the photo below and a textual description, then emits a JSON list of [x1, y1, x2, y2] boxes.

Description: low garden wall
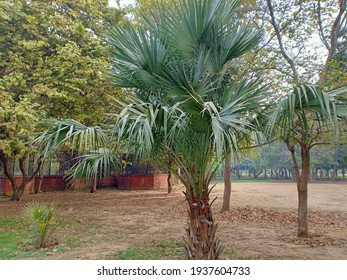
[[0, 173, 168, 195]]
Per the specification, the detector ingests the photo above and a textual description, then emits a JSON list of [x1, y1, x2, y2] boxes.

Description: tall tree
[[268, 85, 347, 237], [108, 0, 267, 259], [265, 0, 347, 237], [0, 0, 123, 200]]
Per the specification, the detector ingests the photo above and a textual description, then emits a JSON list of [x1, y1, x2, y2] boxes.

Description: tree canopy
[[0, 0, 124, 200]]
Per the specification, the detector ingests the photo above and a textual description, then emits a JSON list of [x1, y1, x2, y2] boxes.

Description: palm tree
[[107, 0, 268, 259], [268, 85, 347, 237], [35, 0, 267, 259]]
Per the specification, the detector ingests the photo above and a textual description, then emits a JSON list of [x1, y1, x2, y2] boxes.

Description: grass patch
[[221, 247, 254, 260], [0, 218, 41, 259], [109, 240, 183, 260], [0, 218, 62, 259], [66, 236, 83, 249]]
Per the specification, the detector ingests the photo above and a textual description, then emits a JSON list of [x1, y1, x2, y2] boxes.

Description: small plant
[[24, 200, 58, 248]]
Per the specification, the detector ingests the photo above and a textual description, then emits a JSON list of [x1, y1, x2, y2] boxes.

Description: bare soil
[[0, 181, 346, 260]]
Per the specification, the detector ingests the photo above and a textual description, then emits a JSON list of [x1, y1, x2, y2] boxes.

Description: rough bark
[[35, 162, 45, 194], [221, 152, 231, 212], [183, 187, 222, 260], [285, 136, 310, 237]]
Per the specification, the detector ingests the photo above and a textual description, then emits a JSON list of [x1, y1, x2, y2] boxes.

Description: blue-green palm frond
[[108, 23, 168, 90]]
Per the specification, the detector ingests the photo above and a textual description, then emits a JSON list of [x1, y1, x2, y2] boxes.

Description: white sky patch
[[108, 0, 136, 8]]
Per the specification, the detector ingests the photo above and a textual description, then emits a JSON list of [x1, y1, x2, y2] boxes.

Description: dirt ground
[[0, 181, 346, 260]]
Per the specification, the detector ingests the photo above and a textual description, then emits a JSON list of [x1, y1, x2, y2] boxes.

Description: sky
[[108, 0, 136, 8]]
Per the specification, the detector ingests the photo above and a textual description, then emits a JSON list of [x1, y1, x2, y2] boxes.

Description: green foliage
[[65, 148, 119, 188], [24, 200, 58, 248], [108, 0, 268, 196], [34, 119, 119, 188], [0, 218, 43, 260], [268, 85, 347, 145], [0, 0, 125, 200], [0, 0, 123, 124], [35, 0, 268, 196]]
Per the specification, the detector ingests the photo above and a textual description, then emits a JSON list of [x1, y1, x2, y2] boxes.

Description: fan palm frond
[[65, 148, 117, 188], [268, 85, 347, 142], [34, 119, 107, 157]]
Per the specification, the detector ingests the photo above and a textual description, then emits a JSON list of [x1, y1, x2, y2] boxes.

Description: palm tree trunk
[[183, 187, 222, 260]]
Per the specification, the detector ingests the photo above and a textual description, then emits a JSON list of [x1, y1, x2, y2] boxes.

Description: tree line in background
[[214, 142, 347, 181]]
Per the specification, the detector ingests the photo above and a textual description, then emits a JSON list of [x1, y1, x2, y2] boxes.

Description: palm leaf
[[34, 119, 107, 157], [65, 148, 118, 188]]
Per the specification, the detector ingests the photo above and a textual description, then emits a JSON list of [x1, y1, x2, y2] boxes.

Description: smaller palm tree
[[25, 200, 58, 248]]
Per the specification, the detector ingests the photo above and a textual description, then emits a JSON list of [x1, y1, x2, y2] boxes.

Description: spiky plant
[[24, 200, 58, 248]]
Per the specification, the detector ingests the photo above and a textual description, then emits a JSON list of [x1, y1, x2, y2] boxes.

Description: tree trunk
[[91, 176, 97, 193], [10, 187, 22, 201], [284, 168, 288, 179], [333, 146, 338, 181], [167, 170, 172, 194], [320, 164, 323, 179], [285, 137, 310, 237], [297, 145, 310, 237], [183, 187, 222, 260], [221, 152, 231, 212], [297, 181, 308, 237], [0, 153, 20, 201], [167, 159, 173, 194]]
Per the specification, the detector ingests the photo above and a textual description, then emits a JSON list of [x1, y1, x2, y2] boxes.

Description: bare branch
[[240, 137, 279, 150], [320, 0, 347, 84], [266, 0, 299, 83], [317, 0, 331, 49]]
